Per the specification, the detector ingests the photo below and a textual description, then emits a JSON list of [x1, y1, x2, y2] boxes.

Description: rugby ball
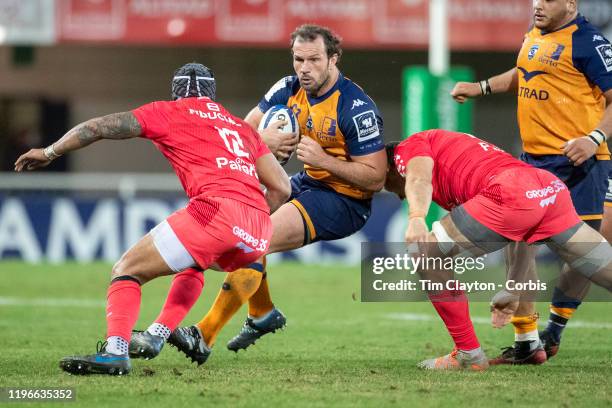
[[258, 105, 298, 165]]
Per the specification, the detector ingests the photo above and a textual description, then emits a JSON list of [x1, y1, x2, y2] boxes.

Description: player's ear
[[329, 53, 338, 68]]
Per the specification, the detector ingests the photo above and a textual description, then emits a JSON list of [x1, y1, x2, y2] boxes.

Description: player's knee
[[111, 256, 139, 281], [567, 240, 611, 278], [431, 221, 455, 256]]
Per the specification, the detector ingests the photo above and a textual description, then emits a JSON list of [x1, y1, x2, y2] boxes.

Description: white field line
[[2, 297, 611, 329], [0, 296, 105, 308], [386, 312, 612, 330]]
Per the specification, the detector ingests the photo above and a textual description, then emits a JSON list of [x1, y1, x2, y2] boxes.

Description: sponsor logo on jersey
[[525, 180, 566, 206], [596, 44, 612, 72], [539, 194, 557, 208], [518, 86, 549, 100], [216, 156, 257, 178], [547, 43, 565, 61], [306, 115, 313, 130], [318, 117, 337, 141], [351, 99, 367, 110], [353, 110, 380, 142], [188, 109, 241, 126], [394, 154, 406, 176], [518, 67, 547, 82], [233, 226, 268, 252], [290, 103, 302, 119], [528, 44, 539, 60], [593, 34, 605, 42], [532, 42, 564, 67]]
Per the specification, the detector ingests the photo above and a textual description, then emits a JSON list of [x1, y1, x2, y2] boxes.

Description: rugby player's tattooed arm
[[15, 112, 142, 172], [57, 111, 142, 152]]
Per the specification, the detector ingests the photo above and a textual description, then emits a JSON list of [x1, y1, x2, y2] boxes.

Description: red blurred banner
[[56, 0, 533, 50]]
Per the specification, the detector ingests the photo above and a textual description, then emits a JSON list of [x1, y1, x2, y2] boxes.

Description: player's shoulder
[[264, 75, 300, 99], [571, 16, 611, 70], [572, 15, 610, 46], [337, 75, 379, 116], [339, 76, 375, 102]]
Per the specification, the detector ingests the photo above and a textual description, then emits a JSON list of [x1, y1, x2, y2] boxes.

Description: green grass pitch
[[1, 261, 611, 407]]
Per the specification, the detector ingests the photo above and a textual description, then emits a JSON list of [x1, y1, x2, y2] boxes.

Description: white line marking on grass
[[386, 313, 612, 330], [0, 296, 105, 308]]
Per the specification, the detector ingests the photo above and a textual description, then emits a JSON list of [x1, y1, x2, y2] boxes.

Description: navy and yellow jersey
[[258, 74, 384, 200], [516, 15, 612, 160]]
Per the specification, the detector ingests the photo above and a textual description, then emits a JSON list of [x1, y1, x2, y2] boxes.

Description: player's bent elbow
[[267, 189, 290, 213], [278, 179, 291, 203], [267, 177, 291, 212], [368, 179, 385, 193], [363, 174, 386, 193]]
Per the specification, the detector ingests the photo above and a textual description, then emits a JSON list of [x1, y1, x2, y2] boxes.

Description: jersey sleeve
[[338, 87, 384, 156], [257, 76, 296, 113], [394, 134, 433, 176], [572, 27, 612, 92], [132, 101, 173, 141]]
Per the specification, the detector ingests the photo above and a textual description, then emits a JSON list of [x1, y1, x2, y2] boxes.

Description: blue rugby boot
[[60, 341, 131, 375]]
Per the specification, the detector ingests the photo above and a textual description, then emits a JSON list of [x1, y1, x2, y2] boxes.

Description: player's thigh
[[603, 170, 612, 241], [268, 202, 306, 253], [284, 186, 370, 246], [602, 204, 612, 242], [505, 242, 536, 279], [112, 233, 175, 284], [504, 242, 538, 307], [546, 222, 612, 291], [444, 205, 511, 257]]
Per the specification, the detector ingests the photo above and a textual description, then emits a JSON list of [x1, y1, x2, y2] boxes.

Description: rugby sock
[[248, 271, 274, 319], [196, 263, 264, 347], [106, 336, 129, 355], [153, 268, 204, 331], [105, 277, 141, 355], [147, 322, 172, 340], [511, 313, 540, 351], [428, 290, 480, 351], [546, 287, 580, 343]]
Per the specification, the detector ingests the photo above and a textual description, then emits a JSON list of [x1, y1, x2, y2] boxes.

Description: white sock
[[515, 329, 539, 343], [146, 322, 172, 340], [106, 336, 129, 355], [462, 346, 483, 357], [249, 309, 274, 324]]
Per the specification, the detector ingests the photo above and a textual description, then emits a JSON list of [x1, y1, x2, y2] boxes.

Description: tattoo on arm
[[75, 112, 142, 146]]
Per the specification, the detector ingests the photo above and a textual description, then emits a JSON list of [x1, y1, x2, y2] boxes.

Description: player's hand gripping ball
[[258, 105, 299, 165]]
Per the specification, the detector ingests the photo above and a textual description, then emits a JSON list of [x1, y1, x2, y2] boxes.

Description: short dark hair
[[385, 142, 400, 168], [290, 24, 343, 61]]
